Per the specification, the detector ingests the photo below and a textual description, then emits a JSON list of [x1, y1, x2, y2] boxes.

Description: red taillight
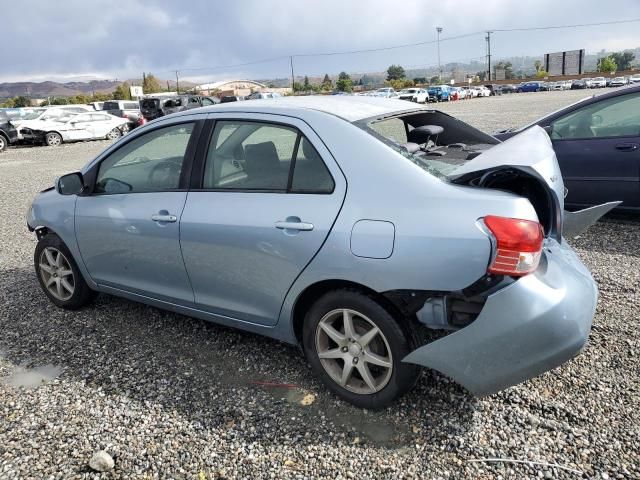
[[484, 215, 544, 276]]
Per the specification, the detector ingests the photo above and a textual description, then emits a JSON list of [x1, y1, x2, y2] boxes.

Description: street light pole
[[436, 27, 443, 82]]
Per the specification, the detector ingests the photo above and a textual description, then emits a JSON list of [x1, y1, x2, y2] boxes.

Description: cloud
[[1, 0, 638, 83]]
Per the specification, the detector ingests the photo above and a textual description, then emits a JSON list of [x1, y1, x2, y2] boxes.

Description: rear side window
[[204, 121, 296, 190], [103, 102, 119, 110], [203, 120, 334, 193], [291, 137, 334, 193]]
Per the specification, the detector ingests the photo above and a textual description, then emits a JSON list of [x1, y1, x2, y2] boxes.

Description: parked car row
[[0, 94, 222, 151]]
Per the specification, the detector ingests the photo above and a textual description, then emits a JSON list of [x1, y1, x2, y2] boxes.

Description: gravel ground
[[1, 90, 638, 479]]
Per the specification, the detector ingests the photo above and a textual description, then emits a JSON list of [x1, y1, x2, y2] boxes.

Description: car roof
[[174, 95, 428, 122]]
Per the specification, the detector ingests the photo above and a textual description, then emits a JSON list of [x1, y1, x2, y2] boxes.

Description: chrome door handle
[[275, 221, 314, 231], [151, 214, 177, 223], [615, 143, 638, 152]]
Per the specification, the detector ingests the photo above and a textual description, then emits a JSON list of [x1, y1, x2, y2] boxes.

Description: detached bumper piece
[[403, 239, 597, 396]]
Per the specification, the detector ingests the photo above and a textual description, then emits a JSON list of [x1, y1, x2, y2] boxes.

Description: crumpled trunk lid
[[452, 126, 566, 211], [448, 125, 619, 239]]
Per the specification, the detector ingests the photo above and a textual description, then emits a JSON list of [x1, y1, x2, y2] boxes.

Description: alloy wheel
[[106, 128, 121, 140], [315, 308, 393, 394], [46, 133, 61, 146], [39, 247, 75, 301]]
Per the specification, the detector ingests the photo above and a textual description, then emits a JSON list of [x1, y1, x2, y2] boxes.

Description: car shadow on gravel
[[0, 267, 476, 449]]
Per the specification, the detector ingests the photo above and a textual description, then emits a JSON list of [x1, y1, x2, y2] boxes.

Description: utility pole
[[436, 27, 443, 82], [290, 56, 295, 95], [486, 31, 493, 81], [175, 70, 180, 94]]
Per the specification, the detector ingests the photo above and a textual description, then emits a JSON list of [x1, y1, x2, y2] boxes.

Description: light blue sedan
[[27, 97, 601, 408]]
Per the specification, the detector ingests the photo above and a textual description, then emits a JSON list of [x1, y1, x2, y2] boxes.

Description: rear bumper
[[403, 239, 597, 396]]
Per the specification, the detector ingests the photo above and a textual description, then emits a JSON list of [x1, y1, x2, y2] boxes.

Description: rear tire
[[106, 127, 122, 140], [34, 234, 96, 310], [45, 132, 63, 147], [302, 290, 419, 409], [0, 134, 6, 152]]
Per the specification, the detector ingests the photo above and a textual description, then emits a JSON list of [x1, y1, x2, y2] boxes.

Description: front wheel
[[45, 132, 63, 147], [0, 134, 6, 152], [303, 290, 419, 408], [34, 234, 96, 309]]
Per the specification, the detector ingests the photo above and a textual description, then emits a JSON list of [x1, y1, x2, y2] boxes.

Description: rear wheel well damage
[[291, 280, 421, 347]]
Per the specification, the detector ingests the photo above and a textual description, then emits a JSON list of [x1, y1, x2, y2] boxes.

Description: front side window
[[550, 93, 640, 140], [95, 123, 194, 194]]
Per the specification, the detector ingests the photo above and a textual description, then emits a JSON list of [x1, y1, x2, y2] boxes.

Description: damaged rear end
[[402, 126, 602, 395]]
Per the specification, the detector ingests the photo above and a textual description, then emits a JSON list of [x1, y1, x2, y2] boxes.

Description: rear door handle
[[275, 221, 314, 231], [151, 214, 177, 223], [615, 143, 638, 152]]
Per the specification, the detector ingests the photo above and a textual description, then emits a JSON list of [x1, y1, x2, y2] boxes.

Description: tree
[[597, 56, 617, 73], [142, 73, 162, 94], [386, 64, 405, 81], [609, 51, 635, 71], [12, 96, 31, 107], [336, 71, 353, 92], [429, 75, 440, 85], [534, 60, 543, 73], [413, 77, 427, 85], [292, 81, 305, 92], [321, 74, 332, 91], [113, 81, 132, 100], [535, 69, 548, 78], [49, 97, 69, 105], [303, 76, 311, 91], [475, 71, 487, 82]]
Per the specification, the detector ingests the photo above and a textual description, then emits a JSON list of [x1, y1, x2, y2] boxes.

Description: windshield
[[400, 89, 417, 94]]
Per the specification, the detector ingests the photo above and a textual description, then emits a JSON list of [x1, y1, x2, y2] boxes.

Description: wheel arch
[[290, 279, 414, 345]]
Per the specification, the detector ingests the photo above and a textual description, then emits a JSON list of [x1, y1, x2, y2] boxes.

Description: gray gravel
[[1, 91, 638, 479]]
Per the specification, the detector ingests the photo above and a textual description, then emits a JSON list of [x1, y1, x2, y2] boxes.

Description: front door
[[549, 91, 640, 209], [180, 115, 345, 326], [75, 121, 199, 304]]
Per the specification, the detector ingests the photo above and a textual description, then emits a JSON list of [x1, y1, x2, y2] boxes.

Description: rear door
[[179, 113, 346, 326], [66, 113, 94, 140], [548, 91, 640, 209]]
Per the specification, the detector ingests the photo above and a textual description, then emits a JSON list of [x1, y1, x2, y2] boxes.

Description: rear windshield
[[361, 111, 498, 179], [141, 99, 160, 109]]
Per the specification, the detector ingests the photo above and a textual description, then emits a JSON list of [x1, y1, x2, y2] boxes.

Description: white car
[[610, 77, 626, 87], [475, 86, 491, 97], [375, 88, 397, 98], [12, 106, 93, 140], [591, 77, 607, 88], [464, 86, 478, 98], [20, 112, 129, 146], [630, 74, 640, 84], [396, 88, 429, 103]]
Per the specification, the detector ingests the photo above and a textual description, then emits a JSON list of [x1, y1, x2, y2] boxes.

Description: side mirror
[[56, 172, 84, 195]]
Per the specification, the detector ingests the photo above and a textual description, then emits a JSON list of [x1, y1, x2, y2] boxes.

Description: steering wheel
[[148, 159, 182, 188]]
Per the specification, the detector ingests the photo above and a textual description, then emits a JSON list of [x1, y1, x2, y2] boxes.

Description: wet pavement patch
[[1, 357, 62, 389]]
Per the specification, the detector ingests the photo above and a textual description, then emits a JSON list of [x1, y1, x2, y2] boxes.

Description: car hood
[[452, 126, 565, 210]]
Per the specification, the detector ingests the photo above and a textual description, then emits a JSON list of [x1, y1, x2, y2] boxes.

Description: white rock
[[89, 451, 114, 472]]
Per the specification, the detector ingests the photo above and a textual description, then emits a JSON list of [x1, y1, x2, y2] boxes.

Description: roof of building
[[195, 79, 267, 90], [181, 95, 426, 122]]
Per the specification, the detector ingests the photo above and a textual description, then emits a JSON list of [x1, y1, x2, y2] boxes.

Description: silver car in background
[[27, 97, 600, 408]]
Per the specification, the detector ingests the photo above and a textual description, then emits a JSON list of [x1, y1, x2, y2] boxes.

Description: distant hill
[[0, 80, 120, 99], [0, 78, 196, 100]]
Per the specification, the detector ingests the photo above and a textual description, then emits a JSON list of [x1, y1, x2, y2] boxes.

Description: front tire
[[45, 132, 63, 147], [302, 290, 419, 409], [0, 134, 6, 152], [34, 234, 96, 310]]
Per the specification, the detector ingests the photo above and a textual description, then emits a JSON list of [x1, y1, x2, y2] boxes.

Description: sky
[[1, 0, 639, 83]]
